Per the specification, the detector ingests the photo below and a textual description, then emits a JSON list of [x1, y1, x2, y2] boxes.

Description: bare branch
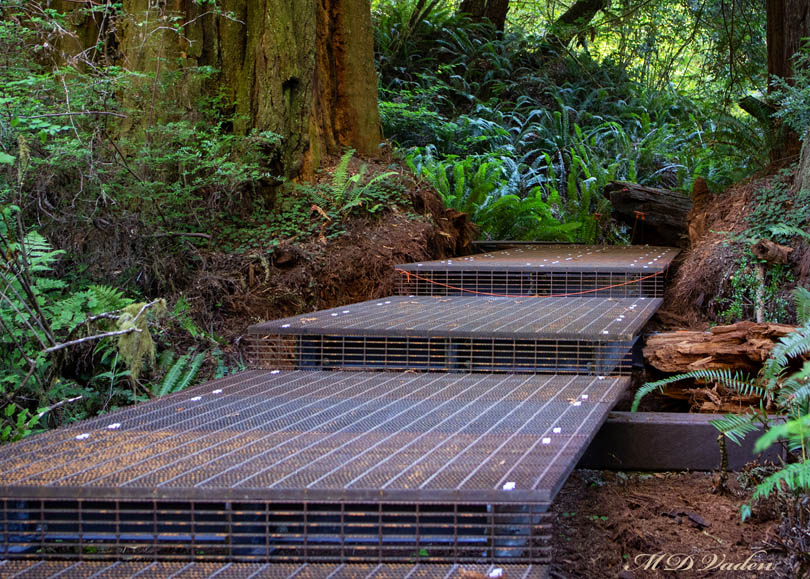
[[37, 395, 83, 419], [42, 299, 163, 353], [19, 111, 127, 119], [148, 231, 212, 240], [44, 327, 143, 354]]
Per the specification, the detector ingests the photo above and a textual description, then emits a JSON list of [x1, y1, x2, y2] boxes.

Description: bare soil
[[551, 470, 795, 578]]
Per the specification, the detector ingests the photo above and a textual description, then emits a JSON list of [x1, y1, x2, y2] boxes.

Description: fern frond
[[709, 412, 761, 446], [87, 284, 133, 313], [156, 353, 189, 397], [765, 223, 810, 240], [753, 414, 810, 453], [174, 352, 204, 393], [764, 326, 810, 386], [750, 461, 810, 501], [332, 149, 355, 204], [776, 360, 810, 406], [794, 287, 810, 325], [631, 369, 758, 412], [157, 350, 175, 371]]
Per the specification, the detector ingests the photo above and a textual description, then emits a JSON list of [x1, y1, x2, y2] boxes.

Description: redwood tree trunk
[[547, 0, 609, 48], [311, 0, 383, 167], [70, 0, 381, 180], [766, 0, 810, 161], [458, 0, 510, 31]]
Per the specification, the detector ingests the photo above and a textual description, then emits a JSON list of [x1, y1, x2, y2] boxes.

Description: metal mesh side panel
[[249, 335, 634, 375], [2, 500, 551, 564], [397, 270, 663, 298], [0, 560, 550, 578]]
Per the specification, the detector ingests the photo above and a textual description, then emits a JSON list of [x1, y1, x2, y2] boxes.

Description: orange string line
[[395, 268, 664, 299]]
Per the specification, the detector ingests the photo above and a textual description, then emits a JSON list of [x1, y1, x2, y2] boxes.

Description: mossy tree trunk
[[66, 0, 381, 180], [766, 0, 810, 162], [199, 0, 382, 179], [310, 0, 383, 173], [458, 0, 510, 31]]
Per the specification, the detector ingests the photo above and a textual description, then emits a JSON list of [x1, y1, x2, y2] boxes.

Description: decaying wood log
[[604, 181, 692, 247], [751, 239, 793, 264], [644, 321, 797, 412], [644, 321, 796, 374]]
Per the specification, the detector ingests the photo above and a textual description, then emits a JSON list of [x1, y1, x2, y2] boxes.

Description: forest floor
[[200, 162, 806, 576], [168, 155, 478, 358], [548, 174, 807, 578], [551, 470, 792, 578]]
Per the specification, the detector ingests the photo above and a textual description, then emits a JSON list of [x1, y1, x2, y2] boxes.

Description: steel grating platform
[[0, 371, 627, 564], [0, 561, 549, 578], [396, 245, 679, 298], [248, 296, 661, 374]]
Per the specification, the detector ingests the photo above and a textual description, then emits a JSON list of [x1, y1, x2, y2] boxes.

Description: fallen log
[[643, 321, 797, 412], [644, 321, 796, 374], [604, 181, 692, 246]]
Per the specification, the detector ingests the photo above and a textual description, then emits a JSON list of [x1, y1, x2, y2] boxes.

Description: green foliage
[[744, 171, 810, 243], [154, 351, 205, 397], [633, 294, 810, 520], [631, 369, 762, 414], [375, 4, 765, 241], [216, 151, 407, 254], [714, 247, 794, 324], [773, 43, 810, 136], [0, 201, 231, 436], [308, 149, 400, 218], [405, 146, 586, 241], [793, 287, 810, 325], [1, 404, 42, 443]]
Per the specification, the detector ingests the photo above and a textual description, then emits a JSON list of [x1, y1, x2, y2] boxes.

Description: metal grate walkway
[[248, 297, 660, 374], [1, 244, 673, 574], [0, 371, 626, 564], [397, 245, 678, 298], [0, 561, 549, 578]]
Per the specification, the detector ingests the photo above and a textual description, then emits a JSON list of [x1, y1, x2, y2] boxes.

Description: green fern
[[631, 368, 759, 412], [710, 411, 763, 446], [754, 414, 810, 454], [174, 352, 204, 392], [763, 325, 810, 386], [794, 287, 810, 325], [636, 299, 810, 520], [87, 285, 133, 313], [749, 461, 810, 504], [331, 148, 356, 206], [764, 223, 810, 241], [155, 351, 204, 397]]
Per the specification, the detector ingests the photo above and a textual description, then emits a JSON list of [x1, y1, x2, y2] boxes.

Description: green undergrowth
[[373, 2, 767, 241], [633, 289, 810, 526], [214, 150, 410, 254]]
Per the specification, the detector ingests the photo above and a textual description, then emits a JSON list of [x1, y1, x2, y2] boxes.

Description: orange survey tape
[[396, 268, 665, 299]]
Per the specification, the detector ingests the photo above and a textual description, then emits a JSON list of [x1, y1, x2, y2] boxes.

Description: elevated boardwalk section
[[1, 244, 676, 576], [0, 371, 626, 565], [397, 245, 679, 298], [248, 296, 660, 374], [1, 561, 549, 578]]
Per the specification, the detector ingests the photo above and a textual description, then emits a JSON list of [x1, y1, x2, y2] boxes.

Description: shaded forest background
[[2, 0, 810, 436]]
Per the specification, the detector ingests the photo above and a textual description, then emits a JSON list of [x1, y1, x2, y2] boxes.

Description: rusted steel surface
[[249, 297, 661, 341], [396, 246, 678, 298], [0, 561, 549, 578], [0, 371, 627, 563]]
